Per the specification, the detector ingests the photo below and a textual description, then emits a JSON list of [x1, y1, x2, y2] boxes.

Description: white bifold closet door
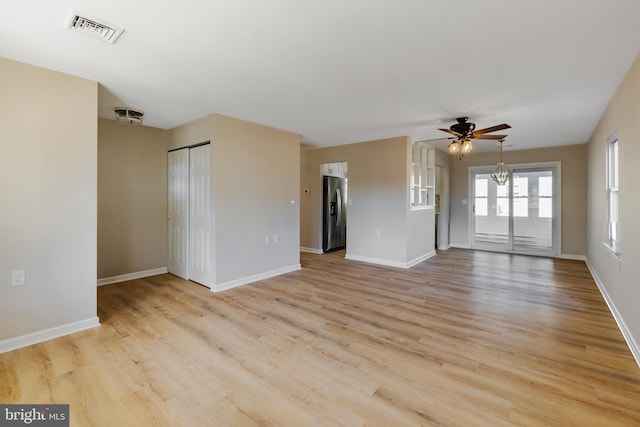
[[188, 144, 212, 285], [168, 149, 189, 279], [167, 144, 212, 286]]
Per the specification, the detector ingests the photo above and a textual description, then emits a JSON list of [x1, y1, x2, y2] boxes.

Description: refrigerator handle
[[335, 188, 342, 227]]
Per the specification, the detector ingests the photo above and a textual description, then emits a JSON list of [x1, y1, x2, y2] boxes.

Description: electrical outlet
[[274, 234, 280, 244], [265, 235, 270, 245], [12, 270, 25, 286]]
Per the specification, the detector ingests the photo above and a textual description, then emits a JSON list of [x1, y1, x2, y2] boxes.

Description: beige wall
[[301, 136, 435, 266], [212, 114, 300, 284], [0, 57, 98, 345], [167, 113, 300, 287], [449, 144, 588, 256], [587, 53, 640, 360], [168, 114, 214, 151], [98, 118, 169, 279], [407, 207, 435, 263]]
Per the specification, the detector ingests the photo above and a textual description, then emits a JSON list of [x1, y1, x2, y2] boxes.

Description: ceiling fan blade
[[475, 134, 508, 140], [474, 124, 511, 135], [414, 136, 455, 143], [438, 128, 463, 137]]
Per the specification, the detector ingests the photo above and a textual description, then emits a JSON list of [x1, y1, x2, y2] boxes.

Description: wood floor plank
[[1, 248, 639, 426]]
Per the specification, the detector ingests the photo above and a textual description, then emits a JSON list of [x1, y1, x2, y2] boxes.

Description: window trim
[[474, 178, 488, 216], [538, 175, 553, 219], [605, 131, 619, 254]]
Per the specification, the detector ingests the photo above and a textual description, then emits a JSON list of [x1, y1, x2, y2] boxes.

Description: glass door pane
[[472, 172, 509, 250], [470, 164, 559, 257], [512, 169, 554, 253]]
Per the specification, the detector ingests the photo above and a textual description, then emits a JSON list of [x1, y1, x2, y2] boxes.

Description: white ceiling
[[2, 1, 640, 151]]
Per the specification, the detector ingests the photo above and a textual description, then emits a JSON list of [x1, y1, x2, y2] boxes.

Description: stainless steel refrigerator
[[323, 176, 347, 252]]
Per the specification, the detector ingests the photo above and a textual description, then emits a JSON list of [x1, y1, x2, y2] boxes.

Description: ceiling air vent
[[66, 10, 124, 44], [114, 107, 144, 125]]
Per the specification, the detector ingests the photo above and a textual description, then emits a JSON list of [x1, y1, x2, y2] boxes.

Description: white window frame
[[512, 176, 529, 218], [474, 178, 488, 216], [538, 176, 553, 219], [605, 131, 619, 253], [410, 142, 435, 209]]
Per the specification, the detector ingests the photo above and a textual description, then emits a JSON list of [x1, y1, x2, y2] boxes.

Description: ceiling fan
[[439, 117, 511, 159]]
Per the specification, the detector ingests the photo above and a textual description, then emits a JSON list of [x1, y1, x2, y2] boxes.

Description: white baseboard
[[437, 244, 451, 250], [212, 264, 301, 293], [559, 253, 587, 261], [585, 258, 640, 369], [449, 243, 471, 249], [407, 251, 437, 268], [97, 267, 168, 286], [300, 247, 323, 254], [345, 254, 406, 269], [0, 317, 100, 355]]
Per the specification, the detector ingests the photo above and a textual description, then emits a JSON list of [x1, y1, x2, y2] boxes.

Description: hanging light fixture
[[491, 139, 510, 185]]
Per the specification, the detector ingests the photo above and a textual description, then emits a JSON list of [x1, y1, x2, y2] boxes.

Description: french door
[[470, 162, 560, 256]]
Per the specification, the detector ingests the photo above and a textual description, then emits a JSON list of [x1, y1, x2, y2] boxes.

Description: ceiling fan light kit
[[448, 138, 472, 160], [440, 117, 511, 159]]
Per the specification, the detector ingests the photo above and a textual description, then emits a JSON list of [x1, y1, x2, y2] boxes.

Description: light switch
[[12, 270, 25, 286]]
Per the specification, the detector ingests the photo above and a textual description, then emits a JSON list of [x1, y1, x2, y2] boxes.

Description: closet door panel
[[168, 149, 189, 279], [189, 144, 212, 286]]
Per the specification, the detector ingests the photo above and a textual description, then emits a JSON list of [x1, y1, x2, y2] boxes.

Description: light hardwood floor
[[1, 249, 640, 426]]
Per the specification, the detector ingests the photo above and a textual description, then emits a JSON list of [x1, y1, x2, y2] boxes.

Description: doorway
[[167, 143, 213, 286], [469, 162, 560, 256], [321, 162, 348, 253]]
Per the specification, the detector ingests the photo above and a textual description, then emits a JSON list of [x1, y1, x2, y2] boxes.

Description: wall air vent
[[114, 107, 144, 125], [66, 10, 124, 44]]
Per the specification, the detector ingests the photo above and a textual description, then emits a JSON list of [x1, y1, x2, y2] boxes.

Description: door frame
[[468, 161, 561, 257], [319, 161, 348, 254], [167, 141, 213, 286]]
